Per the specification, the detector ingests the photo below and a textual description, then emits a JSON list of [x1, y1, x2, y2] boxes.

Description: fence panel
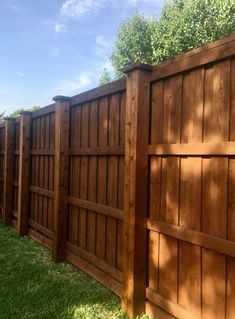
[[66, 80, 126, 296], [1, 33, 235, 319], [0, 124, 5, 218], [146, 41, 235, 319], [28, 105, 55, 249]]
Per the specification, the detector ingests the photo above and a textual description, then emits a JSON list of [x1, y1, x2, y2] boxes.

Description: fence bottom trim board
[[28, 219, 53, 239], [67, 242, 123, 283], [28, 228, 52, 250], [66, 250, 123, 297], [146, 288, 203, 319], [146, 301, 176, 319]]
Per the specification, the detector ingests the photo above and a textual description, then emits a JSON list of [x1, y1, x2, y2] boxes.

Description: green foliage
[[152, 0, 235, 63], [99, 68, 112, 85], [111, 12, 153, 78], [9, 105, 40, 118], [111, 0, 235, 76]]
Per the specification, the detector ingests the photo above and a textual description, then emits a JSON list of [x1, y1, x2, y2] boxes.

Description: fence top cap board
[[123, 62, 153, 74], [3, 117, 15, 121], [53, 95, 70, 102], [19, 111, 32, 115], [69, 77, 126, 106], [151, 32, 235, 81]]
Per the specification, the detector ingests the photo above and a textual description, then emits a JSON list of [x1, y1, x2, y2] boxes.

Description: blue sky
[[0, 0, 164, 114]]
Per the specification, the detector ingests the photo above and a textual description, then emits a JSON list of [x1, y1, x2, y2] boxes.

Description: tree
[[151, 0, 235, 63], [9, 106, 40, 118], [111, 12, 153, 78], [99, 68, 112, 85], [111, 0, 235, 76], [0, 111, 5, 122]]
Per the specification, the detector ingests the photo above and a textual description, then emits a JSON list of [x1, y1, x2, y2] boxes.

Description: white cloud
[[95, 35, 110, 48], [55, 0, 163, 33], [58, 73, 92, 95], [41, 72, 93, 104], [60, 0, 105, 19], [54, 22, 67, 33], [15, 71, 25, 77], [111, 0, 164, 14]]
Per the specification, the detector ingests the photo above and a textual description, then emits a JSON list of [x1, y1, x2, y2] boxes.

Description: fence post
[[3, 118, 15, 225], [18, 112, 31, 236], [52, 95, 70, 263], [122, 63, 152, 318]]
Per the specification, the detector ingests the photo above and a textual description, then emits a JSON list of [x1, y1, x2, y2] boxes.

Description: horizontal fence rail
[[1, 34, 235, 319]]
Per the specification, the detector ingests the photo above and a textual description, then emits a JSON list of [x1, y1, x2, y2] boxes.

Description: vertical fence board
[[18, 113, 31, 236], [122, 63, 152, 317], [3, 119, 15, 225], [52, 96, 70, 262]]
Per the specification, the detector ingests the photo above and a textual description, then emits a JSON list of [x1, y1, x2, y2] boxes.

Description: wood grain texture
[[52, 97, 70, 262], [18, 113, 31, 236], [3, 119, 15, 225], [122, 64, 152, 317]]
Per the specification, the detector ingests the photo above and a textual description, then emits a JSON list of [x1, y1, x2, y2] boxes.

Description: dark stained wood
[[147, 45, 235, 319], [122, 63, 152, 317], [67, 242, 123, 283], [68, 197, 124, 220], [151, 33, 235, 82], [69, 146, 124, 156], [66, 250, 123, 297], [18, 113, 31, 236], [3, 119, 15, 224], [31, 149, 54, 155], [30, 186, 54, 198], [148, 142, 235, 156], [146, 288, 203, 319], [70, 78, 126, 106], [28, 228, 52, 250], [147, 219, 235, 258], [28, 219, 53, 239], [52, 96, 70, 262], [96, 96, 109, 261], [146, 301, 176, 319], [2, 35, 235, 319], [31, 104, 55, 118]]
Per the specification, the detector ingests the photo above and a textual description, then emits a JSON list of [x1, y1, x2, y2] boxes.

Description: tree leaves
[[111, 0, 235, 77]]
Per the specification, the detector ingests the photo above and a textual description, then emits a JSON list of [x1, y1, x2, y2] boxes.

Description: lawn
[[0, 222, 149, 319]]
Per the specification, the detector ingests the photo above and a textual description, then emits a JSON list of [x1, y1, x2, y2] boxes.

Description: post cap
[[53, 95, 70, 102], [122, 62, 152, 74]]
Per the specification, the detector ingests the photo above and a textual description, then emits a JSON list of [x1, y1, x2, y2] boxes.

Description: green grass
[[0, 222, 150, 319]]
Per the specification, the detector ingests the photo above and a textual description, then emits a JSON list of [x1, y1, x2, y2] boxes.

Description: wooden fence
[[1, 34, 235, 319], [0, 122, 5, 218]]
